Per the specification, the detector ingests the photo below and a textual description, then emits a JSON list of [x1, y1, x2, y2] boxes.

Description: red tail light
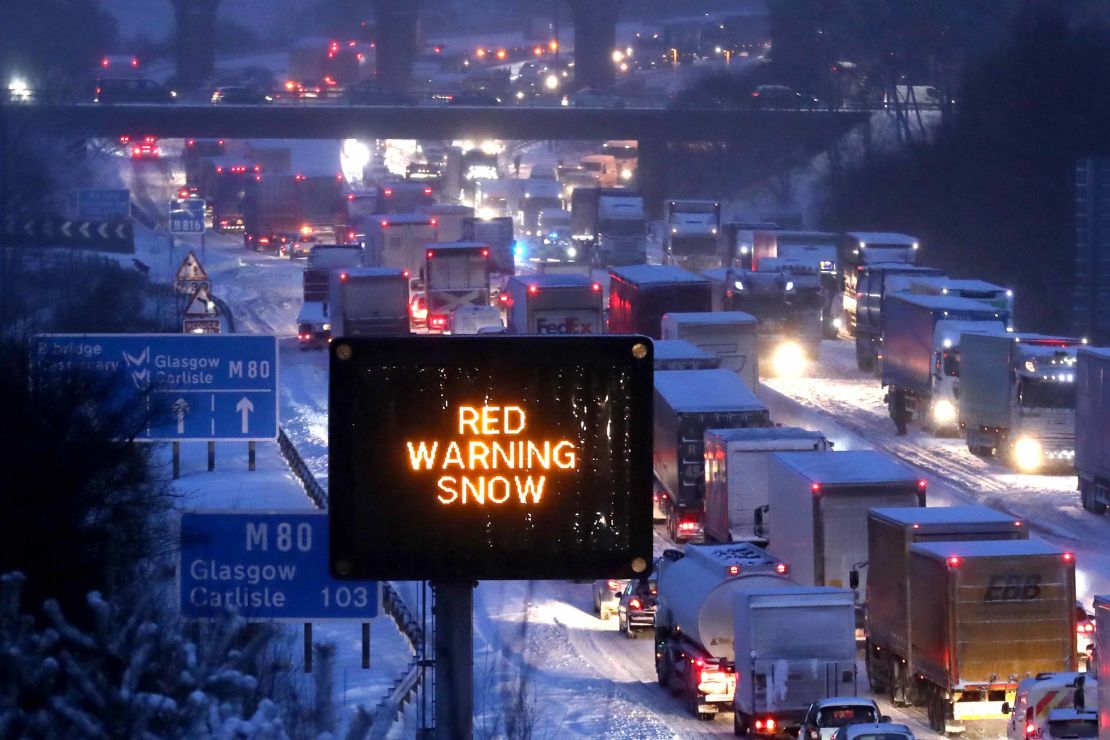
[[678, 520, 698, 533], [427, 250, 435, 259], [216, 166, 223, 173], [628, 598, 642, 610], [1025, 721, 1036, 738], [429, 314, 448, 329], [775, 563, 788, 575], [423, 186, 433, 195], [347, 231, 356, 241], [347, 193, 355, 200], [1081, 622, 1094, 632], [336, 173, 344, 180], [383, 188, 393, 197], [528, 284, 539, 295], [918, 479, 927, 490], [186, 138, 195, 146], [947, 555, 961, 568], [429, 218, 438, 227], [380, 219, 390, 228], [726, 565, 740, 576], [1063, 552, 1075, 563], [258, 237, 270, 245], [130, 56, 138, 67], [339, 272, 348, 282], [811, 483, 821, 493], [592, 282, 602, 292], [101, 57, 110, 68], [481, 248, 489, 257]]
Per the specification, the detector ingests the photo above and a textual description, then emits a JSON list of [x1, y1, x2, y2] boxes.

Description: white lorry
[[660, 311, 760, 391], [423, 242, 491, 334], [418, 203, 473, 242], [653, 339, 720, 371], [328, 267, 410, 337], [767, 450, 924, 596], [731, 586, 859, 737], [702, 427, 831, 545], [361, 213, 438, 279], [664, 199, 722, 273], [296, 244, 364, 349], [654, 543, 792, 720], [502, 274, 603, 335]]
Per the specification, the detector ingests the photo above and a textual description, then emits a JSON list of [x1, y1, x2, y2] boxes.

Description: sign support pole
[[172, 441, 180, 480], [362, 623, 370, 669], [432, 580, 473, 740], [248, 441, 256, 471], [201, 228, 206, 263], [207, 440, 215, 471], [304, 623, 313, 673]]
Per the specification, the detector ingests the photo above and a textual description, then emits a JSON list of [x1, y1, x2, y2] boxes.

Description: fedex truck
[[502, 274, 603, 335]]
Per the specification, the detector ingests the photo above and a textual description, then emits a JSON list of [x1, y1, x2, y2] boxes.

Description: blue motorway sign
[[34, 334, 278, 440], [180, 512, 378, 622], [170, 198, 206, 234], [78, 189, 130, 220]]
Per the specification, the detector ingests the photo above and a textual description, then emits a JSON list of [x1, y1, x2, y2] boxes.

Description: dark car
[[616, 576, 656, 638], [749, 84, 819, 110], [95, 77, 175, 104], [448, 89, 502, 106], [211, 85, 271, 104]]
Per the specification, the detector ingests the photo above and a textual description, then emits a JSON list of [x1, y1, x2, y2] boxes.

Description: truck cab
[[664, 199, 722, 273]]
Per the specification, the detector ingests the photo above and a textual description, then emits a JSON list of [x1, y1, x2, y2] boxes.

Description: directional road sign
[[4, 216, 134, 253], [34, 334, 278, 440], [180, 511, 378, 622], [169, 198, 206, 235], [78, 189, 131, 220]]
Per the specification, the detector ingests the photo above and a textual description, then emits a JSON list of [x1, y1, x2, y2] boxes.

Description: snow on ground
[[763, 339, 1110, 603]]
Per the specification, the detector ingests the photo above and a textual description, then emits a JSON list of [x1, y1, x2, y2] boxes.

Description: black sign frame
[[328, 336, 653, 581]]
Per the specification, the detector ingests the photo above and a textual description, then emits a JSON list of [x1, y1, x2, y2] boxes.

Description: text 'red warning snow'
[[405, 404, 577, 506]]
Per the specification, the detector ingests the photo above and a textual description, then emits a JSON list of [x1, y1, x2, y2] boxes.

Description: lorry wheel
[[926, 684, 946, 733], [865, 641, 888, 694], [855, 340, 875, 372], [656, 652, 671, 688], [733, 710, 750, 736]]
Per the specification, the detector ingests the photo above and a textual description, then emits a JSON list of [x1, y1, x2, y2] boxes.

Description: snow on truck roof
[[911, 276, 1008, 293], [375, 213, 437, 226], [911, 538, 1066, 560], [888, 293, 1008, 315], [661, 311, 757, 326], [610, 264, 707, 284], [706, 427, 825, 443], [653, 339, 716, 361], [509, 274, 594, 289], [654, 369, 764, 412], [772, 450, 919, 485], [1079, 346, 1110, 362], [870, 506, 1022, 527], [844, 232, 919, 245], [683, 542, 783, 568], [336, 267, 406, 279], [426, 241, 488, 252]]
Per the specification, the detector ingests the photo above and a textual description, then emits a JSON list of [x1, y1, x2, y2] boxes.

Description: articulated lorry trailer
[[959, 332, 1081, 473], [654, 369, 771, 542], [571, 187, 646, 266], [1077, 347, 1110, 514], [873, 538, 1076, 733], [880, 293, 1010, 436], [863, 506, 1028, 706], [608, 265, 711, 340], [847, 263, 944, 371], [660, 312, 759, 391]]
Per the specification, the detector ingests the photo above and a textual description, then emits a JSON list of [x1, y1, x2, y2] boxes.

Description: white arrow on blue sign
[[169, 198, 206, 234], [34, 334, 278, 441], [180, 511, 379, 622]]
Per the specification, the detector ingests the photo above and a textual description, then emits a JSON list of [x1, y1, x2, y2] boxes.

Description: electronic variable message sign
[[328, 336, 653, 581]]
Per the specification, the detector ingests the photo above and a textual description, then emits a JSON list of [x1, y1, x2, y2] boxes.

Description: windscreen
[[817, 706, 879, 727], [1020, 379, 1076, 409], [343, 279, 405, 315], [599, 219, 643, 236]]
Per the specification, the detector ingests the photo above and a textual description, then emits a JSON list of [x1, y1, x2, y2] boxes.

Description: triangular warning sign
[[176, 250, 208, 283], [183, 286, 219, 317]]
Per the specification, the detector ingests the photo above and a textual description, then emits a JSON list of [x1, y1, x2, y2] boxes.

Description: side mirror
[[849, 570, 860, 590], [1000, 702, 1011, 715], [880, 716, 891, 724]]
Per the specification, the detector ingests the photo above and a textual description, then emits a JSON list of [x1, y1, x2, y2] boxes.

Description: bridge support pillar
[[172, 0, 219, 91], [567, 0, 621, 91], [637, 138, 667, 220], [375, 0, 420, 91]]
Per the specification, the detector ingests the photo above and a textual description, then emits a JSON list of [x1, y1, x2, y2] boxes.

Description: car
[[211, 85, 272, 104], [1005, 672, 1096, 740], [831, 722, 915, 740], [447, 305, 503, 335], [95, 77, 175, 104], [616, 576, 656, 638], [750, 84, 819, 110], [591, 578, 628, 619], [798, 697, 885, 740], [126, 135, 161, 159], [448, 90, 502, 106], [562, 88, 625, 108]]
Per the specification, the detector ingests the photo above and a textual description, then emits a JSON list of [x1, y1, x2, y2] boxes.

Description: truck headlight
[[566, 246, 577, 258], [321, 323, 331, 332], [621, 168, 632, 181], [1013, 436, 1043, 472], [932, 399, 956, 425], [832, 317, 842, 329], [771, 341, 806, 377]]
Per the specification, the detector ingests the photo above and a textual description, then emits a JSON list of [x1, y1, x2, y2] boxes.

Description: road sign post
[[179, 511, 379, 622], [34, 334, 278, 443]]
